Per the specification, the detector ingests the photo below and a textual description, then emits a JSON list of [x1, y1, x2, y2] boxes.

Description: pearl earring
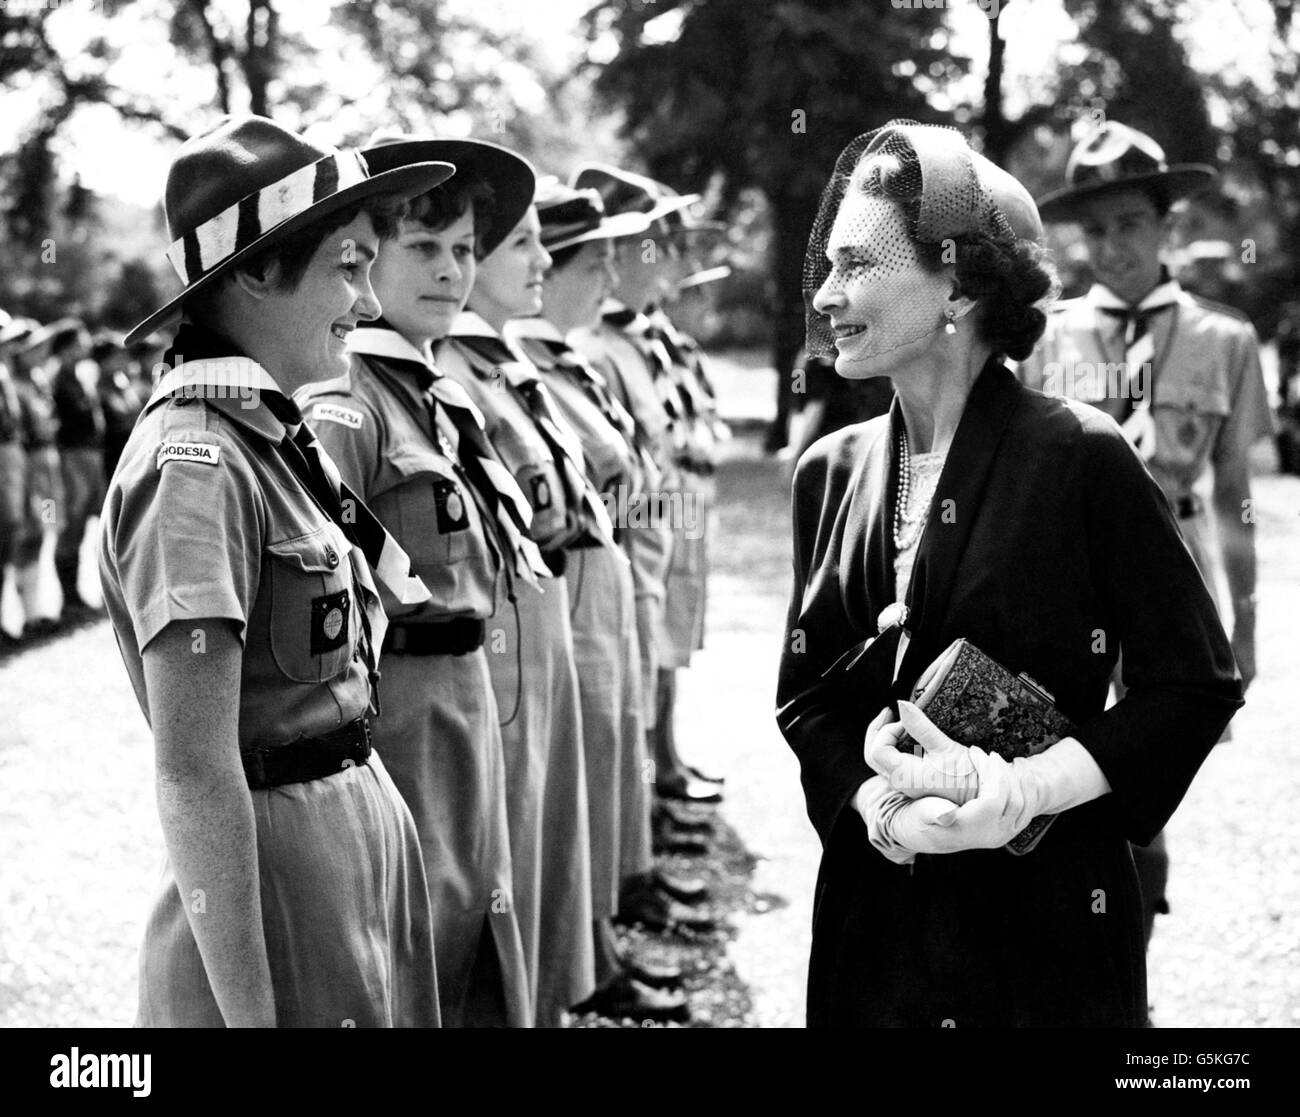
[[944, 306, 958, 335]]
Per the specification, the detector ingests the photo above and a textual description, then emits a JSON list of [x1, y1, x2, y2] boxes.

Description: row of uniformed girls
[[98, 115, 725, 1028], [298, 135, 728, 1026]]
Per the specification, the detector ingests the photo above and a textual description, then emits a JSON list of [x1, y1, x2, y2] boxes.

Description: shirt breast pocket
[[265, 524, 358, 684], [1154, 377, 1229, 475], [386, 446, 480, 566]]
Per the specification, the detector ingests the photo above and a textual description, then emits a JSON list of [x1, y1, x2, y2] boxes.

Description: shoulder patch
[[311, 402, 364, 429], [157, 440, 221, 468]]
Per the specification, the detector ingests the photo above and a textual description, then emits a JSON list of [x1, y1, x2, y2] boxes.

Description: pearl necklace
[[892, 426, 910, 548]]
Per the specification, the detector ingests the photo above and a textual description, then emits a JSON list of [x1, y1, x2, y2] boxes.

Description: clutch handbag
[[899, 638, 1077, 855]]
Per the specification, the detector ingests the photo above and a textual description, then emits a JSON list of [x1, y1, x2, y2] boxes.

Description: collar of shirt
[[449, 309, 499, 340], [504, 316, 565, 345], [144, 355, 290, 443], [1085, 274, 1183, 317], [349, 324, 487, 427]]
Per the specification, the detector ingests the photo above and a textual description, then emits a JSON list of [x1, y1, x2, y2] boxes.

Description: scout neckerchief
[[449, 313, 619, 552], [602, 299, 687, 429], [1087, 272, 1181, 461], [508, 317, 662, 489], [347, 321, 549, 594]]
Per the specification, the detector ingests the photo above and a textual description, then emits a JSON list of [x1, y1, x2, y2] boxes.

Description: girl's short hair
[[405, 176, 497, 259]]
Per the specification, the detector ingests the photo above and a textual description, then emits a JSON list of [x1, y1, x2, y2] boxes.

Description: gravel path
[[1, 419, 1295, 1028]]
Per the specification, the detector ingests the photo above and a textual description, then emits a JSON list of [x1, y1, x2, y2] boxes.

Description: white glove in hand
[[864, 700, 979, 806], [853, 775, 918, 866]]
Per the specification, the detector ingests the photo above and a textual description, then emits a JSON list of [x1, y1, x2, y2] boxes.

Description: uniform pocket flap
[[267, 525, 351, 573], [387, 444, 456, 481]]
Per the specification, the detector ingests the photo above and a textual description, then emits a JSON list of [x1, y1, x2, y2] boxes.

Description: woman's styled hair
[[864, 149, 1058, 362], [406, 176, 497, 259]]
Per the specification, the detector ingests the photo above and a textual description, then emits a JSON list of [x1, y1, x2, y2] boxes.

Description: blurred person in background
[[96, 330, 145, 481], [1019, 122, 1274, 950], [48, 318, 104, 616], [0, 312, 28, 647]]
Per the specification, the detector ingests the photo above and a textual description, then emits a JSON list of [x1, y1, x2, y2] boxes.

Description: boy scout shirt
[[300, 334, 498, 623], [1019, 284, 1274, 502], [436, 311, 572, 550], [98, 359, 376, 750]]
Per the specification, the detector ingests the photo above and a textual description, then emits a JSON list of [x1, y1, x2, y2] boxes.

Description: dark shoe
[[687, 764, 726, 786], [615, 882, 716, 933], [623, 957, 683, 990], [572, 974, 689, 1024], [657, 799, 716, 832], [652, 815, 711, 857], [651, 867, 711, 904], [656, 770, 723, 804]]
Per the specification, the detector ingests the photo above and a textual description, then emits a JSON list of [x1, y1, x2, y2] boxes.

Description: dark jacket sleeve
[[775, 430, 883, 846], [1073, 410, 1244, 844]]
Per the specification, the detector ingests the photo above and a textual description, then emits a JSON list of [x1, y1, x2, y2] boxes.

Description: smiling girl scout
[[98, 116, 452, 1026], [299, 133, 544, 1028]]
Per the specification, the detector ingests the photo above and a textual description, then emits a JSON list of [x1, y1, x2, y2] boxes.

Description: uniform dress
[[52, 356, 105, 603], [570, 302, 677, 734], [0, 363, 24, 606], [646, 307, 718, 670], [301, 324, 533, 1028], [98, 337, 440, 1028], [1018, 278, 1274, 940], [507, 315, 653, 912], [777, 360, 1243, 1027], [437, 310, 599, 1024]]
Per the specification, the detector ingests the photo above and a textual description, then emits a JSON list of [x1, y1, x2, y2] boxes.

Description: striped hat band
[[164, 149, 369, 287]]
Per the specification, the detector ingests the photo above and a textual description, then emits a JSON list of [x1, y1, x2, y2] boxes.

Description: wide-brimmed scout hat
[[534, 176, 652, 253], [570, 162, 701, 227], [362, 131, 536, 257], [1037, 122, 1217, 224], [0, 311, 36, 348], [21, 316, 87, 354], [124, 115, 456, 345]]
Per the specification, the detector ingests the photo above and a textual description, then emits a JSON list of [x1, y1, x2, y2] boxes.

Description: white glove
[[853, 775, 918, 866], [883, 738, 1113, 855], [864, 700, 980, 806]]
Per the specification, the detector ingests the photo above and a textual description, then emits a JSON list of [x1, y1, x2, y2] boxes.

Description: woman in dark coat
[[776, 121, 1243, 1028]]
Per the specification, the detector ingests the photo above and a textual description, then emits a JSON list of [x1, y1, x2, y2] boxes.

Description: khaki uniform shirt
[[1019, 285, 1274, 503], [98, 358, 376, 750], [300, 331, 499, 623]]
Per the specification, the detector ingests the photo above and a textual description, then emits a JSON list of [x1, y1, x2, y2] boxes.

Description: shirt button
[[325, 547, 339, 569]]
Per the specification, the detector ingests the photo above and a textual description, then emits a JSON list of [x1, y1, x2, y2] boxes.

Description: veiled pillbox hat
[[363, 131, 536, 257], [803, 119, 1045, 358], [124, 115, 456, 345], [570, 163, 701, 227], [1037, 121, 1217, 223], [534, 177, 652, 253]]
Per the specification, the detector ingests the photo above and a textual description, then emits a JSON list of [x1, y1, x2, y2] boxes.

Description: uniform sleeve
[[303, 394, 382, 500], [1212, 322, 1275, 474], [775, 438, 882, 847], [108, 425, 264, 653], [1073, 417, 1244, 844]]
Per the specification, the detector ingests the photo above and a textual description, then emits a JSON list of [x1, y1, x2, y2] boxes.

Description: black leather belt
[[1174, 493, 1203, 520], [383, 616, 485, 656], [242, 717, 372, 790]]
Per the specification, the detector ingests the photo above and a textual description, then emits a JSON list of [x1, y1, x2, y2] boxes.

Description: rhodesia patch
[[156, 441, 221, 468], [311, 403, 364, 429]]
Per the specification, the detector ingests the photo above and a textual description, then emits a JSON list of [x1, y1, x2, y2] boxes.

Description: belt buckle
[[358, 717, 373, 758]]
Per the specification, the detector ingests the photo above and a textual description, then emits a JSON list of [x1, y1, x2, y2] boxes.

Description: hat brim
[[1037, 166, 1217, 223], [362, 139, 535, 258], [677, 265, 732, 290], [544, 210, 653, 253], [124, 160, 455, 346]]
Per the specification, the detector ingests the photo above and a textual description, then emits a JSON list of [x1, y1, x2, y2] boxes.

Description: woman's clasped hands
[[854, 701, 1040, 861]]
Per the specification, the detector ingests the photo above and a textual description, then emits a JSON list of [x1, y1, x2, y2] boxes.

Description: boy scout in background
[[303, 133, 536, 1028], [98, 115, 451, 1026], [1019, 122, 1274, 950]]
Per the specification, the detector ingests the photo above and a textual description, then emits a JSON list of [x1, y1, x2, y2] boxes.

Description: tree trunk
[[243, 0, 277, 118], [981, 4, 1010, 162]]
